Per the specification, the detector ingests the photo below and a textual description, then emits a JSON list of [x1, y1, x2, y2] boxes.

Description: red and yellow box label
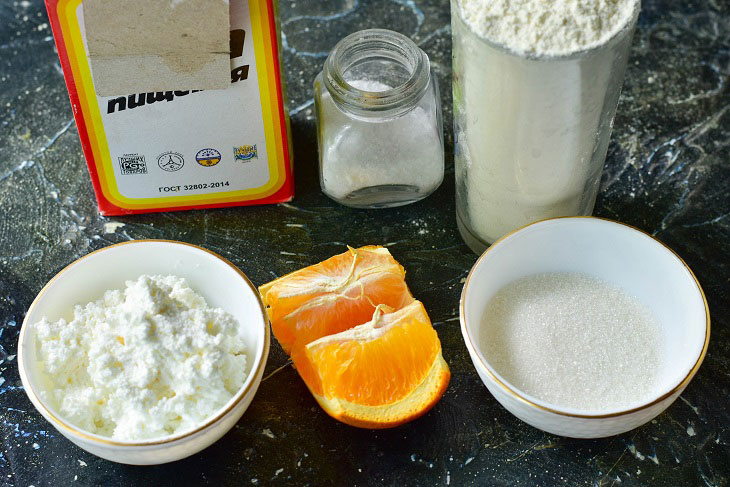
[[46, 0, 293, 215]]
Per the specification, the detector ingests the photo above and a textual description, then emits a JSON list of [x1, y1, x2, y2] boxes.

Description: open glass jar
[[314, 29, 444, 208]]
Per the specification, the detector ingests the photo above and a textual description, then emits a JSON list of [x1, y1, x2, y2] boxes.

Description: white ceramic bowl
[[460, 217, 709, 438], [18, 240, 270, 464]]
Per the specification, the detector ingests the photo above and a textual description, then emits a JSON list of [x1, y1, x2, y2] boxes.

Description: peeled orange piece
[[291, 301, 450, 428], [259, 246, 414, 354]]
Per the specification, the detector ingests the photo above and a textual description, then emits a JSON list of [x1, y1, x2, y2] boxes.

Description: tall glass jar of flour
[[452, 0, 640, 253], [314, 29, 444, 208]]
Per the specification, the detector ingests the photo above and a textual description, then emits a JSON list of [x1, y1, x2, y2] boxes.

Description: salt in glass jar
[[314, 29, 444, 208]]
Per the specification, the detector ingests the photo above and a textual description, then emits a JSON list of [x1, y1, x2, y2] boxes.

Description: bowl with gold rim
[[460, 217, 709, 438]]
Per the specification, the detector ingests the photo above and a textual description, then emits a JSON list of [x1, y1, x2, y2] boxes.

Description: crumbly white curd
[[34, 275, 249, 441]]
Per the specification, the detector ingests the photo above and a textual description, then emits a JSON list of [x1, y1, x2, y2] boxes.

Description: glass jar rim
[[322, 28, 430, 116]]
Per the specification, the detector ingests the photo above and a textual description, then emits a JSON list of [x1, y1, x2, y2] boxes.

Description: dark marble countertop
[[1, 0, 729, 485]]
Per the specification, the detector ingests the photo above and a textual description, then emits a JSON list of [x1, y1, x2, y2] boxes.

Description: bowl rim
[[459, 216, 711, 419], [17, 239, 271, 446]]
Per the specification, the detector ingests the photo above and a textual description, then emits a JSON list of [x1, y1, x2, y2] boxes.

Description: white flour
[[34, 275, 249, 440], [457, 0, 639, 56], [452, 0, 638, 246]]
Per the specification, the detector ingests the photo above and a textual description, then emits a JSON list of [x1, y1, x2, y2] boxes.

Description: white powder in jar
[[349, 79, 391, 92], [452, 0, 639, 245], [319, 78, 443, 202], [34, 275, 249, 440], [479, 272, 663, 411]]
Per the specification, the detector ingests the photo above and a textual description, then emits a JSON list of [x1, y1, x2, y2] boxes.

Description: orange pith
[[291, 301, 451, 428], [259, 246, 414, 354]]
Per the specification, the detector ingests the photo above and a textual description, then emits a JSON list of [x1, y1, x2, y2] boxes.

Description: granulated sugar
[[479, 272, 662, 411]]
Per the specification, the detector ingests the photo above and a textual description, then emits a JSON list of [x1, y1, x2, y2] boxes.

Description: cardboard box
[[45, 0, 293, 215], [82, 0, 232, 96]]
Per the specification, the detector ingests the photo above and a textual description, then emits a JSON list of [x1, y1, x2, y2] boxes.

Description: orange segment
[[291, 301, 450, 428], [259, 246, 414, 354]]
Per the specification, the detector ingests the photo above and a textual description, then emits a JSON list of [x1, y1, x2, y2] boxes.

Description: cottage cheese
[[34, 275, 249, 441]]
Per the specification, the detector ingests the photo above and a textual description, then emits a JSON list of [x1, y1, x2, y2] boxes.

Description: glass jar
[[314, 29, 444, 208], [451, 3, 640, 253]]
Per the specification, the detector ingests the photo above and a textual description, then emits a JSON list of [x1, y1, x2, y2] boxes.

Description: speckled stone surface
[[1, 0, 728, 485]]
